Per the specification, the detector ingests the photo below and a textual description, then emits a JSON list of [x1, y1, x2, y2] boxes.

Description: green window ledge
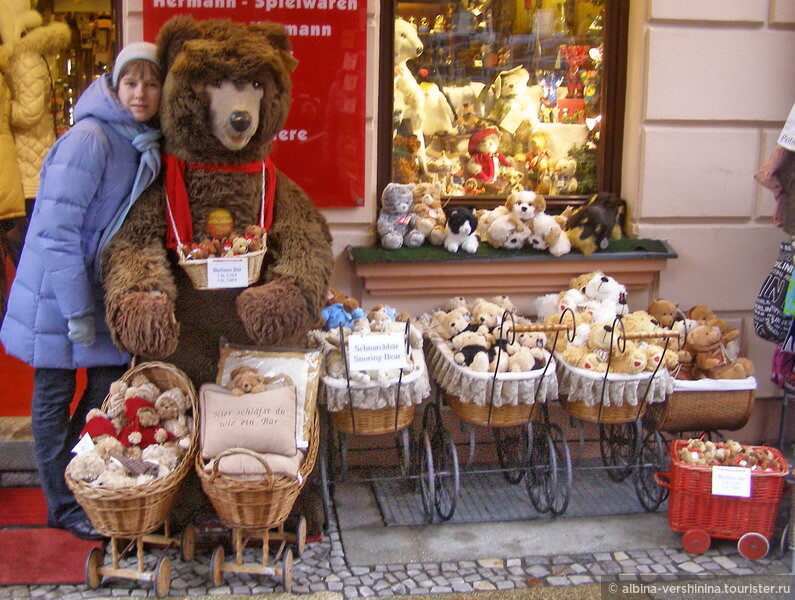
[[348, 239, 677, 297]]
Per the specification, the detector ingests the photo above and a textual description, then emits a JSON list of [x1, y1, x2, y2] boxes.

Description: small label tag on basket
[[347, 332, 407, 371], [206, 257, 248, 288], [71, 433, 95, 456], [711, 466, 751, 497]]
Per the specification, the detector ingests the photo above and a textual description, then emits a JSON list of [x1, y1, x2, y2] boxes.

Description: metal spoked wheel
[[633, 426, 668, 512], [599, 420, 640, 482], [525, 424, 557, 514], [493, 425, 529, 484], [419, 430, 436, 522], [547, 423, 572, 516], [432, 429, 459, 521]]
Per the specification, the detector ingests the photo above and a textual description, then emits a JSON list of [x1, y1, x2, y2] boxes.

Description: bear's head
[[156, 16, 298, 163], [647, 299, 679, 328]]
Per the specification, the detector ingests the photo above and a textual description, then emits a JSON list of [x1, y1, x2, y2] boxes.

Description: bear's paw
[[115, 292, 179, 358]]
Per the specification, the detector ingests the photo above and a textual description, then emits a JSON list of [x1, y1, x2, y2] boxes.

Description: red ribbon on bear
[[163, 154, 276, 250]]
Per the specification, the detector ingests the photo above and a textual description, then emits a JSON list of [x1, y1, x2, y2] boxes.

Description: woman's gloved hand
[[67, 316, 96, 346]]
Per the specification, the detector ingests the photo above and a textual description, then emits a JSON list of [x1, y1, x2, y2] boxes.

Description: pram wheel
[[599, 420, 640, 482], [493, 425, 529, 484], [526, 425, 557, 514], [634, 426, 667, 512], [547, 424, 572, 516]]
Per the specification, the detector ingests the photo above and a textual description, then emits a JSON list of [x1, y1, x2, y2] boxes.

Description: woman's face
[[117, 64, 162, 123]]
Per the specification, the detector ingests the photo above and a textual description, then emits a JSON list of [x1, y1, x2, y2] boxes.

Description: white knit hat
[[112, 41, 159, 87]]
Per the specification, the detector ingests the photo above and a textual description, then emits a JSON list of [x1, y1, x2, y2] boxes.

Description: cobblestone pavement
[[0, 500, 791, 600]]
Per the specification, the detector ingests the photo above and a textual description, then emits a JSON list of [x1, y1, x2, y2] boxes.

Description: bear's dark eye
[[211, 79, 222, 88], [252, 81, 261, 89]]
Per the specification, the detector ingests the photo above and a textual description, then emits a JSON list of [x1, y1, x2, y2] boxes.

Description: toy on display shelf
[[443, 206, 480, 254], [408, 181, 447, 246], [377, 182, 425, 250], [564, 192, 627, 256]]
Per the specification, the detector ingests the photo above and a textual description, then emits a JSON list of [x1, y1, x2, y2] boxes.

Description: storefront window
[[385, 0, 627, 206], [46, 0, 117, 136]]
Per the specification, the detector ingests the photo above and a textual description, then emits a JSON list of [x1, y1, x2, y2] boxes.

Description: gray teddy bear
[[377, 182, 424, 249]]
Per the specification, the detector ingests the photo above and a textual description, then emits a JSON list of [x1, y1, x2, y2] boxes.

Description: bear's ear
[[249, 22, 298, 73], [156, 15, 201, 73]]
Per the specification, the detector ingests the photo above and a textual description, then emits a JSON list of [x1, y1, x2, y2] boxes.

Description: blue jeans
[[32, 365, 128, 528]]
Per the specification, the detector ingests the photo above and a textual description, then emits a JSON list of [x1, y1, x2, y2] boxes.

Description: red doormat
[[0, 527, 103, 584], [0, 487, 48, 526]]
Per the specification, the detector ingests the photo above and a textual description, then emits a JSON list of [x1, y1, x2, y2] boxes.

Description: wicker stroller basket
[[178, 246, 265, 290], [195, 411, 319, 530], [65, 361, 199, 538], [646, 377, 756, 432], [557, 356, 673, 424], [330, 404, 415, 435], [446, 394, 539, 427]]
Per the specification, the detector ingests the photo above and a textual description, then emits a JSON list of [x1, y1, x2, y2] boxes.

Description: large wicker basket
[[65, 361, 199, 538], [195, 411, 319, 530], [446, 394, 539, 427], [179, 247, 265, 290], [646, 378, 756, 433]]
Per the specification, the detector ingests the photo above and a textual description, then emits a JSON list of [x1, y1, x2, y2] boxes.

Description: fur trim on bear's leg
[[237, 279, 313, 347], [115, 292, 180, 358]]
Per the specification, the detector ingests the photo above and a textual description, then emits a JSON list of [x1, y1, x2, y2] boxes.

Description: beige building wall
[[122, 1, 795, 440], [623, 0, 795, 413]]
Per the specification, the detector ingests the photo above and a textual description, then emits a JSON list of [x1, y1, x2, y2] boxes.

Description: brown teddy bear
[[225, 365, 278, 395], [680, 324, 754, 380], [101, 16, 333, 385], [647, 299, 679, 329]]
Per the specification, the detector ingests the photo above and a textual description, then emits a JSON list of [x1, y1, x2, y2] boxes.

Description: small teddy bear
[[226, 366, 274, 395], [378, 182, 424, 249], [451, 329, 491, 372], [154, 388, 191, 440], [466, 128, 513, 191], [80, 408, 126, 459], [118, 397, 173, 450], [409, 181, 447, 246], [432, 306, 473, 340]]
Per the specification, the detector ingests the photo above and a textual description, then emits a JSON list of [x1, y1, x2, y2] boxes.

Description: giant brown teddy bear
[[102, 16, 333, 386]]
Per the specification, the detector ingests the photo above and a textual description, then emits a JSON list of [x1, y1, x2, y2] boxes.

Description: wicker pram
[[425, 328, 559, 426], [646, 376, 756, 433], [195, 394, 319, 591], [322, 347, 430, 435], [66, 361, 199, 597]]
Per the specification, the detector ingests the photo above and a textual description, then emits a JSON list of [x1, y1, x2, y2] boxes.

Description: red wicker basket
[[656, 440, 788, 542]]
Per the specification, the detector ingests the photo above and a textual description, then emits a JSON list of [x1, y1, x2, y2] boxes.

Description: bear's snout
[[230, 111, 252, 133]]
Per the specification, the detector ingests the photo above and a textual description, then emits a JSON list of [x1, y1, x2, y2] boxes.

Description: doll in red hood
[[465, 128, 513, 191], [119, 396, 173, 450]]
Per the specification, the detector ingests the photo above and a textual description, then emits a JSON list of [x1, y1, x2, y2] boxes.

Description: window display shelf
[[348, 238, 676, 297]]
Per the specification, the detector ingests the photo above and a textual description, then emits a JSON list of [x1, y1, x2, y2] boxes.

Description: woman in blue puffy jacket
[[0, 42, 162, 540]]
